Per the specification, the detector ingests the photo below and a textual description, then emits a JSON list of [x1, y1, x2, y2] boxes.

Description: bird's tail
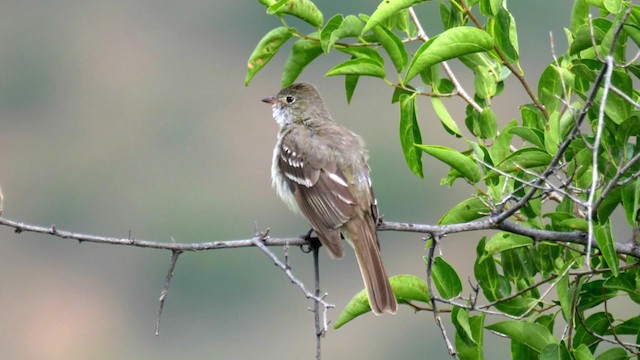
[[345, 217, 397, 315]]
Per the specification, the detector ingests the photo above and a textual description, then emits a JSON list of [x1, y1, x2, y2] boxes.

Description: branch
[[3, 213, 639, 258], [155, 249, 182, 335], [251, 231, 335, 333], [311, 240, 324, 360], [0, 216, 306, 250]]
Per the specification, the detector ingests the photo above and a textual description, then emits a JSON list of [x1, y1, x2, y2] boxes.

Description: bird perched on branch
[[262, 82, 397, 315]]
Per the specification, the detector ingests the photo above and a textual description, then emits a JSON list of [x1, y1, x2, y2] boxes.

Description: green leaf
[[281, 38, 323, 87], [345, 74, 359, 104], [624, 23, 640, 48], [594, 223, 619, 276], [570, 19, 610, 55], [602, 69, 632, 125], [574, 312, 611, 352], [489, 148, 552, 176], [512, 339, 539, 360], [578, 280, 618, 311], [501, 249, 534, 282], [544, 111, 560, 156], [332, 288, 370, 329], [599, 20, 627, 63], [245, 27, 293, 86], [595, 347, 628, 360], [572, 344, 595, 360], [405, 27, 494, 82], [264, 0, 324, 28], [487, 6, 519, 63], [532, 243, 560, 278], [416, 144, 482, 183], [475, 237, 509, 301], [520, 103, 545, 130], [476, 247, 536, 318], [333, 274, 427, 329], [558, 218, 589, 231], [486, 321, 559, 353], [604, 272, 640, 303], [390, 274, 430, 302], [391, 85, 414, 103], [614, 315, 640, 334], [456, 314, 485, 360], [479, 0, 502, 16], [438, 197, 490, 225], [326, 58, 387, 78], [327, 15, 365, 50], [540, 343, 571, 360], [399, 94, 423, 177], [485, 232, 533, 255], [597, 188, 621, 222], [538, 65, 574, 114], [556, 265, 571, 322], [361, 0, 430, 34], [431, 97, 463, 137], [452, 307, 476, 345], [431, 257, 462, 299], [371, 25, 408, 73], [479, 107, 498, 139], [474, 66, 498, 100], [320, 14, 343, 52], [490, 119, 516, 164], [509, 127, 545, 149], [337, 46, 385, 66], [389, 275, 431, 303], [570, 0, 589, 33], [602, 0, 623, 14]]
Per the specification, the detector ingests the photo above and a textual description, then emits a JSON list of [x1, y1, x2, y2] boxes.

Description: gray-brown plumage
[[262, 82, 397, 315]]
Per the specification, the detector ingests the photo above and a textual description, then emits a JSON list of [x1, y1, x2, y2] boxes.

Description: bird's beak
[[261, 97, 280, 105]]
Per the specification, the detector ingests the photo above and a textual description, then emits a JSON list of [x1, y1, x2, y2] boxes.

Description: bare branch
[[251, 232, 335, 333], [156, 250, 182, 335], [0, 216, 306, 250], [311, 241, 324, 360], [3, 213, 639, 260], [586, 55, 612, 269]]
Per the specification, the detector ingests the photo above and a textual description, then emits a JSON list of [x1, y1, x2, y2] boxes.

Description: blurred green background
[[0, 1, 572, 359]]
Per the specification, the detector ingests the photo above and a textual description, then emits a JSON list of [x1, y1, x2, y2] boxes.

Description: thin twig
[[586, 40, 617, 268], [594, 152, 640, 211], [156, 250, 182, 335], [312, 241, 323, 360], [425, 238, 459, 358], [609, 84, 640, 109], [251, 232, 335, 332]]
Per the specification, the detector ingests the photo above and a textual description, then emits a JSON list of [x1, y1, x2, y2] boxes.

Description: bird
[[262, 82, 397, 315]]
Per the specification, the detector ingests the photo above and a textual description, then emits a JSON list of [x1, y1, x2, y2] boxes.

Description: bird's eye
[[285, 95, 295, 104]]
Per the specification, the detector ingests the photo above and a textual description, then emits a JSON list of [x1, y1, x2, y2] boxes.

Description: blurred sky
[[0, 1, 573, 359]]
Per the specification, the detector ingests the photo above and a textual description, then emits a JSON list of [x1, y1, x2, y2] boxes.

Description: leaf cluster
[[247, 0, 640, 358]]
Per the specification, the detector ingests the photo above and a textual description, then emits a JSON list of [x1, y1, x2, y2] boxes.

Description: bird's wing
[[277, 133, 357, 258]]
